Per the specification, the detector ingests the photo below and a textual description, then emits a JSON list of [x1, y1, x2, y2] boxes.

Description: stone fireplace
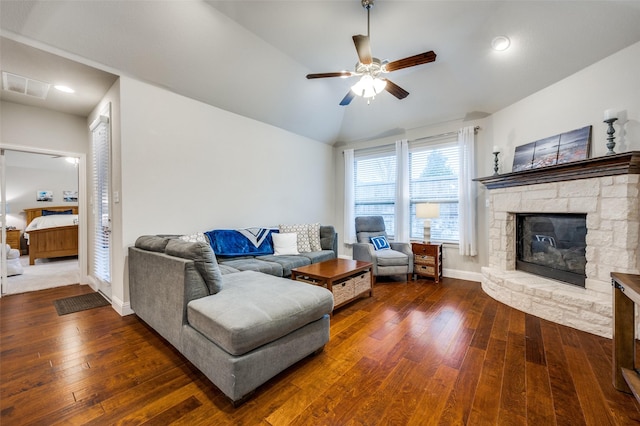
[[476, 152, 640, 337]]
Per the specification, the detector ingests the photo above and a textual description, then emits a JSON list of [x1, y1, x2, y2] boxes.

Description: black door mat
[[53, 292, 110, 316]]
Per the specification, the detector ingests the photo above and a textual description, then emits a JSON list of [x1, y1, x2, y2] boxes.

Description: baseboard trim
[[443, 268, 482, 283], [111, 294, 134, 316]]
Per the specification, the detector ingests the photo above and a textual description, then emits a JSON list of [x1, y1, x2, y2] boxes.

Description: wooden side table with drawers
[[5, 229, 21, 252], [412, 242, 442, 283]]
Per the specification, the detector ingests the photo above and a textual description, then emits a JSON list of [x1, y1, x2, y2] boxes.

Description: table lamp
[[416, 203, 440, 243]]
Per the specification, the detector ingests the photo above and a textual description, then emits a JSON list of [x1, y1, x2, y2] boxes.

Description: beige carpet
[[3, 256, 80, 295]]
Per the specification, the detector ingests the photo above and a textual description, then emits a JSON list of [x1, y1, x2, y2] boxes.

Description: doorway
[[0, 147, 87, 295]]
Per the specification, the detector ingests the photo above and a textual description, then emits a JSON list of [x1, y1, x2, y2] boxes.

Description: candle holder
[[604, 117, 618, 155], [492, 151, 500, 175]]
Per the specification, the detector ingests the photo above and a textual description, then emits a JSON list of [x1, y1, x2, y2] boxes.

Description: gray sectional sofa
[[128, 227, 337, 405]]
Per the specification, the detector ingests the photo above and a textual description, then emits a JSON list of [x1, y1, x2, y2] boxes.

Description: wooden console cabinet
[[412, 242, 442, 283], [612, 272, 640, 402]]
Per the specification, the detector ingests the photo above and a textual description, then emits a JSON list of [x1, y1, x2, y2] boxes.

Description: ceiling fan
[[306, 0, 436, 106]]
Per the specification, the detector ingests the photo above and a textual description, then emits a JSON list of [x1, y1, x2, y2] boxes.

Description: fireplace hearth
[[516, 213, 587, 287], [475, 151, 640, 338]]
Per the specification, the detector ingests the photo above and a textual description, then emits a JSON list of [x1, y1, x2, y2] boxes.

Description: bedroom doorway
[[0, 147, 85, 296]]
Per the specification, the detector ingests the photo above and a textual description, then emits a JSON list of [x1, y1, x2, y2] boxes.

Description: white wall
[[116, 77, 335, 311], [491, 41, 640, 170], [0, 101, 89, 153]]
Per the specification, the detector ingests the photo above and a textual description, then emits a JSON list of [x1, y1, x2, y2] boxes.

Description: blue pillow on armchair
[[370, 235, 390, 251]]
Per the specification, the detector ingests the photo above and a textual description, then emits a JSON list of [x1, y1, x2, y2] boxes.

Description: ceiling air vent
[[2, 71, 51, 99]]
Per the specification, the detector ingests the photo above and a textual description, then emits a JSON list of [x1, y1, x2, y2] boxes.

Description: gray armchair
[[352, 216, 413, 284]]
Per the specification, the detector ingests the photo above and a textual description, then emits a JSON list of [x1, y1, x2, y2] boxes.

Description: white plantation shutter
[[90, 115, 111, 282]]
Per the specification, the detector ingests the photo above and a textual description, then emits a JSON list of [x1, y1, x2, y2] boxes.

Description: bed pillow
[[42, 209, 73, 216], [279, 224, 312, 253], [272, 233, 299, 256], [370, 235, 391, 251]]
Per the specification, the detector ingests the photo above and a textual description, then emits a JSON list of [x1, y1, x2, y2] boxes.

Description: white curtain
[[458, 126, 477, 256], [343, 148, 356, 244], [395, 140, 410, 242]]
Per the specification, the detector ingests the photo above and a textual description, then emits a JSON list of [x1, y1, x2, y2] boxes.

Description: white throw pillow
[[279, 223, 312, 252], [272, 232, 299, 256]]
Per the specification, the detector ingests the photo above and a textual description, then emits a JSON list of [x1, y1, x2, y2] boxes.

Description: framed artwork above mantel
[[512, 126, 592, 172]]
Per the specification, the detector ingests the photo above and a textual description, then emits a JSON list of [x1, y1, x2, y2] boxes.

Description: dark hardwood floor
[[2, 278, 639, 425]]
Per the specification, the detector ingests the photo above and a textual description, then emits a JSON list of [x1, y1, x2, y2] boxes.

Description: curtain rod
[[410, 126, 480, 144], [342, 125, 481, 153]]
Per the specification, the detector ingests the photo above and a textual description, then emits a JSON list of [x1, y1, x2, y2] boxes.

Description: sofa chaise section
[[129, 236, 334, 405]]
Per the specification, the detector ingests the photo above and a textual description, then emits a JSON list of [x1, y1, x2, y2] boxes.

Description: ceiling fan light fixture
[[491, 35, 511, 51], [351, 75, 386, 98]]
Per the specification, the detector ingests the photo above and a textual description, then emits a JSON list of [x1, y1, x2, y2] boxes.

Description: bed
[[24, 206, 79, 265]]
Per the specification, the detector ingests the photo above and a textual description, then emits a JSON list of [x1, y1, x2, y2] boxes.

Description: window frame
[[353, 147, 397, 238], [409, 139, 460, 243]]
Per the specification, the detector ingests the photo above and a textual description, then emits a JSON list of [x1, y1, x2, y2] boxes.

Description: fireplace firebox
[[516, 213, 587, 287]]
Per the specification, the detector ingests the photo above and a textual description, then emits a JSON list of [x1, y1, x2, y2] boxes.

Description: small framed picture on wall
[[63, 190, 78, 202], [36, 190, 53, 202]]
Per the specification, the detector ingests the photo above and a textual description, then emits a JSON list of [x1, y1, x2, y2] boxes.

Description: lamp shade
[[416, 203, 440, 219]]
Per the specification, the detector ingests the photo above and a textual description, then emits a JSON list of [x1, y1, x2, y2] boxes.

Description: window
[[354, 149, 396, 237], [409, 141, 459, 242], [350, 138, 461, 244]]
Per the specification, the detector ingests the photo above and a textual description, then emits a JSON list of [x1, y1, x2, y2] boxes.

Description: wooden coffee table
[[291, 258, 373, 312]]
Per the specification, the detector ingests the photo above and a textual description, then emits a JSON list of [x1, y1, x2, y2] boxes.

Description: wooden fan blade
[[384, 79, 409, 100], [340, 91, 356, 106], [385, 51, 436, 72], [353, 35, 372, 65], [306, 71, 353, 79]]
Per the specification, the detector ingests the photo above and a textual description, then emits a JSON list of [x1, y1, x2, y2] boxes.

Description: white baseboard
[[111, 294, 134, 316], [443, 268, 482, 283], [339, 254, 482, 283]]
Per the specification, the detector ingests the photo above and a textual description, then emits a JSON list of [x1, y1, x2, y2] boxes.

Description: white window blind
[[90, 115, 111, 282], [354, 149, 396, 236], [409, 141, 460, 242]]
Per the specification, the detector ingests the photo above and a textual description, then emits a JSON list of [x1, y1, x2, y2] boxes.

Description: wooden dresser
[[412, 242, 442, 283]]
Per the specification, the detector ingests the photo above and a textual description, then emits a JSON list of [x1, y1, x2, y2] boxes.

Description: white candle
[[604, 109, 616, 120], [493, 145, 500, 153]]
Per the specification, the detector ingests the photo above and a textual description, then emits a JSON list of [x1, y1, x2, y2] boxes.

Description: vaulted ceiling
[[2, 1, 640, 145]]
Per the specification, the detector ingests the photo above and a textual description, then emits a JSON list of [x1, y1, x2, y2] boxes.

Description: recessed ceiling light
[[491, 35, 511, 51], [54, 85, 75, 93]]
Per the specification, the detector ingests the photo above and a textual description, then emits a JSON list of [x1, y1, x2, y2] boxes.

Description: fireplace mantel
[[475, 151, 640, 189]]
